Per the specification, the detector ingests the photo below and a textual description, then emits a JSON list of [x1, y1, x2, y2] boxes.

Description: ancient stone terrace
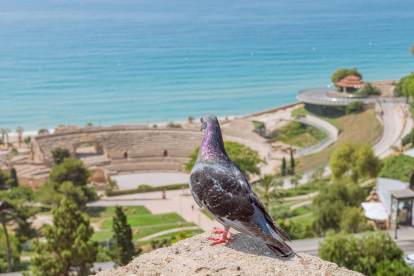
[[30, 125, 203, 176]]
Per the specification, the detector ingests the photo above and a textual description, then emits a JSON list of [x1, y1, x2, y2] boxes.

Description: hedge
[[105, 183, 189, 197]]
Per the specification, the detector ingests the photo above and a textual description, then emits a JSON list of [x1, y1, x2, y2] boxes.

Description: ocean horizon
[[1, 0, 414, 132]]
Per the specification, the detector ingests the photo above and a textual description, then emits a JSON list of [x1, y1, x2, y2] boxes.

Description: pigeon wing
[[190, 162, 292, 256]]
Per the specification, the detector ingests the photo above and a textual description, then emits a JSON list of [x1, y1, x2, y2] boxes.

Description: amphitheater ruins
[[6, 103, 304, 189]]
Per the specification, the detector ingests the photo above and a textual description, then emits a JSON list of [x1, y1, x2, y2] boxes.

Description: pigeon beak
[[200, 122, 207, 131]]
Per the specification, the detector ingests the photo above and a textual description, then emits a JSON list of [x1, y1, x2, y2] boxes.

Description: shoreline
[[3, 79, 400, 139]]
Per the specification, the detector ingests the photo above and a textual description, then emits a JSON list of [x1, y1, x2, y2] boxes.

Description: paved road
[[373, 103, 405, 159], [112, 172, 190, 190]]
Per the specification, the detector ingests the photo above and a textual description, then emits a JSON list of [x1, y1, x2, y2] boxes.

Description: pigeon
[[189, 113, 293, 257]]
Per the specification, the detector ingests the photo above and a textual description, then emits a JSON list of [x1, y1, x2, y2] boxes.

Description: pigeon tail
[[266, 243, 293, 257]]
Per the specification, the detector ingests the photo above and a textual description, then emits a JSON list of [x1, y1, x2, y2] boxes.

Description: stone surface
[[95, 230, 362, 276]]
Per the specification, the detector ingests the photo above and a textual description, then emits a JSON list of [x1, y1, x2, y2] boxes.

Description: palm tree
[[410, 44, 414, 56], [0, 201, 14, 272], [4, 129, 10, 147], [254, 175, 284, 210], [188, 115, 195, 124], [0, 129, 6, 145], [16, 127, 24, 148]]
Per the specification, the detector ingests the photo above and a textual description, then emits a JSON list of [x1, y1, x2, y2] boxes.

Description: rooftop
[[389, 189, 414, 199], [335, 75, 366, 88], [376, 177, 409, 214]]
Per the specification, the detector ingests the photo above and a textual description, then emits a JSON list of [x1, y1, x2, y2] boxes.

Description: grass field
[[101, 212, 185, 230], [288, 213, 314, 225], [89, 206, 151, 219], [282, 176, 330, 197], [291, 205, 312, 216], [293, 108, 381, 172], [276, 122, 327, 147]]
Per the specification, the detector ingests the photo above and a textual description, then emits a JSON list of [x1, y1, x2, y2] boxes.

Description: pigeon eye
[[201, 118, 203, 123]]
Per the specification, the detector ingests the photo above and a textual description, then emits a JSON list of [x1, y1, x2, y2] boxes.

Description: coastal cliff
[[95, 230, 361, 276]]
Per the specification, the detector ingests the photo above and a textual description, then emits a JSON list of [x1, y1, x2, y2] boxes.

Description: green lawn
[[88, 206, 151, 219], [293, 107, 381, 172], [101, 213, 185, 230], [291, 205, 312, 216], [288, 213, 314, 225], [277, 122, 327, 147], [282, 177, 330, 198]]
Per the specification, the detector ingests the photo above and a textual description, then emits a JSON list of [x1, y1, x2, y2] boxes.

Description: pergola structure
[[335, 75, 366, 93]]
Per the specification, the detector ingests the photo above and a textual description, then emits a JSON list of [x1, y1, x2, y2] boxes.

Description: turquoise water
[[1, 0, 413, 130]]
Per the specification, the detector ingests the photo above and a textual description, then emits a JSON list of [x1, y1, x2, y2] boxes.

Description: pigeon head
[[197, 113, 227, 161]]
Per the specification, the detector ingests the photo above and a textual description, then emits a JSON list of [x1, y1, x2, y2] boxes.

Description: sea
[[1, 0, 413, 133]]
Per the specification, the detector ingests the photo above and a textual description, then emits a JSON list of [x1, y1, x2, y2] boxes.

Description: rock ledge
[[95, 230, 362, 276]]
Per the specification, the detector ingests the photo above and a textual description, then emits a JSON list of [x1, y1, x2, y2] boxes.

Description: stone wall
[[95, 230, 361, 276]]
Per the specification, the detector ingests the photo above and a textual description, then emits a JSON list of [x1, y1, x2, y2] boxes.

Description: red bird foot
[[212, 227, 224, 234], [208, 235, 234, 245], [208, 227, 233, 245]]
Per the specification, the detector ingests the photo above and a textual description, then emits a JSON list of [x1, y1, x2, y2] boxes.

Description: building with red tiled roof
[[335, 75, 366, 93]]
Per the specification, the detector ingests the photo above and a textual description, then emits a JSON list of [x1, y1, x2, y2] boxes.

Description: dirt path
[[289, 200, 312, 210]]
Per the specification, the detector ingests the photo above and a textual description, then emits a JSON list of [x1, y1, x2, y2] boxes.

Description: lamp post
[[395, 209, 399, 240]]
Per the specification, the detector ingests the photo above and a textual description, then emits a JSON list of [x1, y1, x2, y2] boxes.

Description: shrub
[[359, 83, 381, 95], [319, 231, 413, 275], [105, 184, 189, 197], [378, 154, 414, 182], [345, 101, 363, 114]]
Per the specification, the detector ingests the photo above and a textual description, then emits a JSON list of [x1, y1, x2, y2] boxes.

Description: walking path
[[137, 226, 199, 241], [289, 200, 312, 210]]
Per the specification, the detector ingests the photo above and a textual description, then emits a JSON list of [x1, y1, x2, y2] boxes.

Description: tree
[[0, 170, 10, 190], [375, 259, 414, 276], [319, 230, 413, 275], [290, 173, 302, 190], [1, 129, 10, 146], [15, 127, 24, 148], [188, 115, 195, 124], [359, 83, 381, 96], [410, 44, 414, 56], [289, 147, 295, 174], [85, 122, 94, 127], [51, 148, 71, 165], [37, 157, 97, 209], [31, 199, 97, 276], [111, 206, 139, 266], [281, 157, 287, 176], [0, 201, 14, 272], [254, 175, 283, 209], [185, 141, 264, 180], [330, 142, 381, 183], [38, 128, 49, 135], [8, 168, 18, 188], [23, 136, 31, 145], [2, 187, 39, 255], [339, 207, 366, 233], [0, 129, 6, 145], [394, 73, 414, 99], [312, 180, 365, 231], [331, 67, 362, 84], [378, 154, 414, 182]]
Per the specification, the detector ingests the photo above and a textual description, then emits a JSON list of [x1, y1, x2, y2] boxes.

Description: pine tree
[[37, 157, 98, 209], [290, 147, 295, 174], [112, 206, 139, 266], [281, 157, 287, 176], [51, 148, 71, 165], [31, 199, 97, 276], [9, 168, 18, 188]]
